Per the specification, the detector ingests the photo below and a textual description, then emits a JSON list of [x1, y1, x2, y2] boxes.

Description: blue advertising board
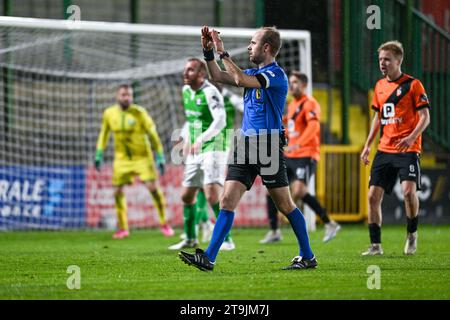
[[0, 166, 86, 230]]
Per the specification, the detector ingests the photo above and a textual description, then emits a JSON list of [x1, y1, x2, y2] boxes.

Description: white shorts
[[182, 151, 228, 188]]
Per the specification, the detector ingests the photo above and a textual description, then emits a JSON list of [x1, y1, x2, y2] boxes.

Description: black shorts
[[226, 133, 289, 190], [369, 151, 422, 195], [286, 157, 317, 184]]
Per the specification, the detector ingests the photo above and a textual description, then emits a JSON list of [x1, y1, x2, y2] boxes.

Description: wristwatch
[[219, 51, 230, 60]]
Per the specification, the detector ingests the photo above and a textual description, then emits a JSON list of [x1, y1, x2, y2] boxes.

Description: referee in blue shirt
[[179, 26, 316, 271]]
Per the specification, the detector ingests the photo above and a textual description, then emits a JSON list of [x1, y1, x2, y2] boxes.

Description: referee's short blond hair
[[378, 41, 404, 61]]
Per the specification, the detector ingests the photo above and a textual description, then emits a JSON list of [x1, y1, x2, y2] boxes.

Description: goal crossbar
[[0, 16, 312, 91]]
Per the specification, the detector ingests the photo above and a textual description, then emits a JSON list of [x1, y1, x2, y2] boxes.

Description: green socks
[[196, 190, 209, 224], [183, 204, 197, 240]]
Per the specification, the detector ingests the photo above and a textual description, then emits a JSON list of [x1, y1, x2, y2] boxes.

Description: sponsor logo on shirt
[[381, 117, 403, 125], [185, 110, 202, 117], [420, 94, 429, 103], [255, 89, 261, 100], [211, 95, 221, 109], [381, 103, 402, 125]]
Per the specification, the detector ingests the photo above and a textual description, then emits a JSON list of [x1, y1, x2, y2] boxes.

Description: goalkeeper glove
[[155, 152, 166, 175], [95, 150, 103, 171]]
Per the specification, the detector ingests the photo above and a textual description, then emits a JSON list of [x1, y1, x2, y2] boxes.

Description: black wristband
[[219, 51, 230, 60], [203, 48, 214, 61]]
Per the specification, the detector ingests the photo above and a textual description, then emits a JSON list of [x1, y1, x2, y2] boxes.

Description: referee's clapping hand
[[210, 29, 225, 53], [201, 26, 213, 50]]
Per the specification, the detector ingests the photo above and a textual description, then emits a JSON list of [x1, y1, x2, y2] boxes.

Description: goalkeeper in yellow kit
[[95, 84, 174, 239]]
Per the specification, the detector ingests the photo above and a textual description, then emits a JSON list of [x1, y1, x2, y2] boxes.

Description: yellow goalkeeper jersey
[[96, 104, 164, 162]]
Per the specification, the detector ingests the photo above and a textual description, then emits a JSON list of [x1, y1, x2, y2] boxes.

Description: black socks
[[369, 223, 381, 244], [302, 193, 330, 224], [407, 216, 419, 233], [267, 195, 279, 231]]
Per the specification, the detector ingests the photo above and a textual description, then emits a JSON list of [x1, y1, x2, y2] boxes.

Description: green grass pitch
[[0, 225, 449, 300]]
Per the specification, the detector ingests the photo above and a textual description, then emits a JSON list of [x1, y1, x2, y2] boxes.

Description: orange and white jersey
[[372, 74, 430, 154], [284, 95, 321, 161]]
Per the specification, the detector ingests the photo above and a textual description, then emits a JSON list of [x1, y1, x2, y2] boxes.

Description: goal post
[[0, 16, 313, 230]]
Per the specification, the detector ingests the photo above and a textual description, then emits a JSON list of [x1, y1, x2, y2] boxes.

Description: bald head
[[183, 58, 207, 90]]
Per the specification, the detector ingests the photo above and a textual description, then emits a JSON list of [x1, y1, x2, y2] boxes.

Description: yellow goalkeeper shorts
[[112, 158, 158, 186]]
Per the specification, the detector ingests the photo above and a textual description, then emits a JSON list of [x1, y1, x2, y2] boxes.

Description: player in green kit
[[169, 58, 228, 250], [193, 83, 243, 248]]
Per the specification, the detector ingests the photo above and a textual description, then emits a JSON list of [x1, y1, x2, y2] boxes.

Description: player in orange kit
[[361, 41, 430, 256]]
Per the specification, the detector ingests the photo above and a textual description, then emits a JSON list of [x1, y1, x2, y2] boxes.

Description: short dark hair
[[117, 84, 132, 91], [289, 71, 308, 85], [260, 26, 282, 57], [187, 58, 207, 73]]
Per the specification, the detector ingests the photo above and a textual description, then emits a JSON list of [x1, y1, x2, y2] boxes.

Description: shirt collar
[[190, 80, 210, 92], [387, 73, 404, 83], [259, 61, 277, 70], [292, 94, 308, 103]]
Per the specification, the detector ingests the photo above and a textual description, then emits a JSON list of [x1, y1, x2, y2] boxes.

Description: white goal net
[[0, 16, 312, 230]]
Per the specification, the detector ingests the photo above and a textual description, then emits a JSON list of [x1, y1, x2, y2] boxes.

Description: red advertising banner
[[86, 165, 267, 229], [421, 0, 449, 32]]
